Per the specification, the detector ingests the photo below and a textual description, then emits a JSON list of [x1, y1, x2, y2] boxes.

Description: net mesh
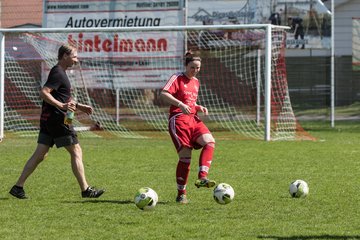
[[2, 26, 306, 140]]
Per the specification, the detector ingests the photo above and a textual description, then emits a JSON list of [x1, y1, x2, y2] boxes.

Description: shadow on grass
[[62, 199, 133, 204], [258, 235, 360, 239], [0, 197, 9, 200], [62, 200, 169, 205]]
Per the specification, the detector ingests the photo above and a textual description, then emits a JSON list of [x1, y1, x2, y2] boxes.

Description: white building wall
[[335, 0, 360, 56]]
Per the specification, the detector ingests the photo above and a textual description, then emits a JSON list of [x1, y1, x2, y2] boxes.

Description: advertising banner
[[353, 18, 360, 71], [42, 0, 332, 88], [43, 0, 185, 88]]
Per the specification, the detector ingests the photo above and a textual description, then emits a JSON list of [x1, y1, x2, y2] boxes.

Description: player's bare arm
[[40, 86, 75, 111], [76, 103, 93, 115], [195, 104, 208, 115], [160, 90, 191, 114]]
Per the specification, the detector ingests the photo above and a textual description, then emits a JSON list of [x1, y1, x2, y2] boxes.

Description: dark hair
[[58, 44, 74, 60], [184, 51, 201, 66]]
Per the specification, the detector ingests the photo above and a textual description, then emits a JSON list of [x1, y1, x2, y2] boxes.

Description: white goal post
[[0, 24, 305, 141]]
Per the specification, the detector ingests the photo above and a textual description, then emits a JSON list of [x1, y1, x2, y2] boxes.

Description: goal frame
[[0, 24, 289, 141]]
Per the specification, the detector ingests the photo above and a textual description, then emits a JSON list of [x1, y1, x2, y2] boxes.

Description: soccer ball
[[289, 179, 309, 198], [213, 183, 235, 205], [134, 187, 158, 210]]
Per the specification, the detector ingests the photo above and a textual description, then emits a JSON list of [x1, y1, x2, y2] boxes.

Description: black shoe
[[9, 185, 27, 199], [194, 178, 216, 188], [81, 186, 105, 198]]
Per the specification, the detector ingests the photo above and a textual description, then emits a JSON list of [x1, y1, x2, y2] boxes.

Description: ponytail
[[184, 50, 201, 66]]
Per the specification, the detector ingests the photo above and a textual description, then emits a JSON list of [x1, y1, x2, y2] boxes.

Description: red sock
[[198, 143, 215, 179], [176, 157, 191, 196]]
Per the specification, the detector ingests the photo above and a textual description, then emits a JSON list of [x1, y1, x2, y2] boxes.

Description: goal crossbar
[[0, 24, 289, 33]]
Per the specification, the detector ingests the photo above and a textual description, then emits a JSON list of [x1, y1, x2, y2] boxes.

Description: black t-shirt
[[269, 13, 281, 25], [291, 17, 303, 30], [40, 65, 72, 122]]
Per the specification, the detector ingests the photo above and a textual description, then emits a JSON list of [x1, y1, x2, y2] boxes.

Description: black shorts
[[38, 117, 79, 148]]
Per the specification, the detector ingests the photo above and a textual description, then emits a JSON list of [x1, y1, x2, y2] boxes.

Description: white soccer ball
[[213, 183, 235, 205], [134, 187, 158, 210], [289, 179, 309, 198]]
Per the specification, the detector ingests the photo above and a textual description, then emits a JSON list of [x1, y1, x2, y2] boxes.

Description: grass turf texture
[[1, 121, 360, 239]]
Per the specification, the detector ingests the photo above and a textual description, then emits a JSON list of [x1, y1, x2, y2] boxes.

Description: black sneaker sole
[[81, 189, 105, 198], [9, 187, 27, 199]]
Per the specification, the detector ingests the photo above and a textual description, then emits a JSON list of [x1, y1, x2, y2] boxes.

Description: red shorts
[[168, 113, 210, 152]]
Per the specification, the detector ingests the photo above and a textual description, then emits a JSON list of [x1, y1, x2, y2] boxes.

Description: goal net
[[0, 25, 306, 141]]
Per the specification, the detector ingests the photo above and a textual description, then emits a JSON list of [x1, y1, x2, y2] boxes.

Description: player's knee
[[208, 135, 215, 145], [34, 151, 48, 163], [179, 156, 191, 164], [206, 142, 215, 149], [178, 147, 192, 158], [204, 134, 215, 144]]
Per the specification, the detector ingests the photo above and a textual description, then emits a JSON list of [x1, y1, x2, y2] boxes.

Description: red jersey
[[162, 72, 200, 118]]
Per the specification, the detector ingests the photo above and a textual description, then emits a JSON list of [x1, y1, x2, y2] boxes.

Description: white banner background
[[43, 0, 185, 88]]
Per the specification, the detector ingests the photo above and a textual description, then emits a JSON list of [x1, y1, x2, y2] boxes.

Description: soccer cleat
[[176, 194, 189, 204], [9, 185, 27, 199], [81, 186, 105, 198], [195, 178, 216, 188]]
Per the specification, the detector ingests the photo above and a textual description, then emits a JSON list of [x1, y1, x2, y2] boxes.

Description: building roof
[[0, 0, 42, 28]]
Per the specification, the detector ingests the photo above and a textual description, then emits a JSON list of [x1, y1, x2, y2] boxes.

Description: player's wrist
[[177, 102, 183, 107]]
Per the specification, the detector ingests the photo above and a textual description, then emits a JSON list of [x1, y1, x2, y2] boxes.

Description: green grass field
[[1, 121, 360, 240]]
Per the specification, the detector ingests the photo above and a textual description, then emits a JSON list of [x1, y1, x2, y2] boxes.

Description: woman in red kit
[[160, 51, 216, 204]]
